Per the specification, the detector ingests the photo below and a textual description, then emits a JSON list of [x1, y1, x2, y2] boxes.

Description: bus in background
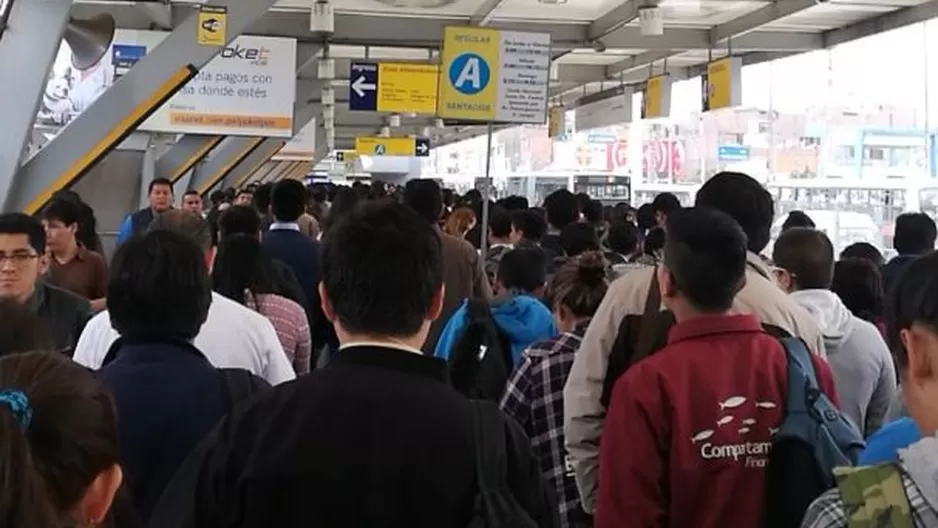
[[631, 181, 701, 208]]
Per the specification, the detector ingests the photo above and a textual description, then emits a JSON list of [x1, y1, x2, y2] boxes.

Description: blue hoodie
[[859, 417, 922, 465], [435, 294, 557, 364]]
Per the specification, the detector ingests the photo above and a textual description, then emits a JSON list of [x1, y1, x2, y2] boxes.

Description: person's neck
[[490, 238, 511, 247], [52, 241, 79, 263], [339, 331, 426, 354], [670, 302, 728, 323]]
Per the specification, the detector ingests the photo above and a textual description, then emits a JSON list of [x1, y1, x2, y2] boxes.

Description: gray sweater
[[790, 289, 897, 437]]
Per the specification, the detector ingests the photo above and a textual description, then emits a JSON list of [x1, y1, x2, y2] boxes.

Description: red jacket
[[596, 314, 838, 528]]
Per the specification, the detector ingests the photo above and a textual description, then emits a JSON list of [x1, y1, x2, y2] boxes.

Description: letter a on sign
[[450, 53, 490, 95], [456, 58, 481, 90]]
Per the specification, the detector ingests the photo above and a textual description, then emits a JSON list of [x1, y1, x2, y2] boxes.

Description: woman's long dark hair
[[211, 234, 282, 305], [0, 351, 121, 528]]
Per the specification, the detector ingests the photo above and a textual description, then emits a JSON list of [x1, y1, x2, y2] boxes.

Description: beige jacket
[[562, 253, 825, 513], [422, 228, 493, 354]]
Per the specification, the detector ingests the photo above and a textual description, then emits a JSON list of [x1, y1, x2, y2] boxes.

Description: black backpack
[[467, 401, 539, 528], [218, 368, 270, 411], [449, 299, 514, 402]]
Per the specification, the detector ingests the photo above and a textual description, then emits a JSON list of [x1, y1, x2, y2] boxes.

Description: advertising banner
[[274, 119, 316, 161], [38, 30, 296, 137]]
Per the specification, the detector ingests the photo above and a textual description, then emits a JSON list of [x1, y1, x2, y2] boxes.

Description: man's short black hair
[[583, 199, 604, 224], [321, 201, 443, 337], [560, 222, 600, 257], [894, 212, 937, 255], [782, 210, 815, 231], [148, 177, 173, 195], [543, 189, 579, 229], [108, 229, 211, 341], [183, 189, 200, 198], [270, 180, 307, 222], [833, 258, 883, 323], [497, 247, 547, 294], [772, 227, 834, 290], [695, 171, 774, 253], [652, 192, 682, 215], [511, 209, 547, 241], [488, 206, 512, 239], [499, 195, 529, 211], [886, 252, 938, 370], [403, 179, 444, 225], [636, 203, 656, 232], [663, 207, 748, 312], [40, 199, 81, 227], [840, 241, 885, 267], [607, 221, 639, 255], [0, 213, 45, 254], [218, 205, 262, 239]]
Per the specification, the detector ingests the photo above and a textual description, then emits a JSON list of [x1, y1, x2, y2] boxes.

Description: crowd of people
[[1, 170, 938, 526]]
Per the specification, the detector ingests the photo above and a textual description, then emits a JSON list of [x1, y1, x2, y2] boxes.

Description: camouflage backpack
[[834, 464, 913, 528]]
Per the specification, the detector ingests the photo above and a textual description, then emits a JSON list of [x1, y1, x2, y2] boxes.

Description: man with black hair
[[560, 222, 601, 258], [404, 179, 491, 354], [803, 251, 938, 526], [781, 210, 815, 231], [773, 228, 896, 436], [511, 209, 548, 246], [565, 171, 824, 514], [234, 188, 254, 207], [543, 189, 580, 255], [436, 246, 556, 364], [597, 209, 838, 528], [117, 177, 174, 245], [151, 201, 558, 527], [0, 212, 91, 354], [484, 206, 514, 285], [264, 180, 331, 351], [75, 210, 294, 386], [651, 192, 682, 227], [181, 190, 204, 217], [41, 198, 108, 311], [882, 212, 937, 294], [96, 229, 270, 521]]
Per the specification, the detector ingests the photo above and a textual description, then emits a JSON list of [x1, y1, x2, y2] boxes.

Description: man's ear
[[319, 282, 336, 324]]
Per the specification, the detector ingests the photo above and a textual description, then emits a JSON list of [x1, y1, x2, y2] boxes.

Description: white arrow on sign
[[351, 76, 377, 98], [416, 142, 429, 154]]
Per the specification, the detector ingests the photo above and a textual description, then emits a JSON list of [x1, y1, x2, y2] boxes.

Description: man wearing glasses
[[0, 213, 92, 355]]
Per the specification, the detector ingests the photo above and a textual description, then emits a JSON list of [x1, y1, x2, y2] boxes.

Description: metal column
[[219, 139, 287, 190], [0, 0, 73, 209], [156, 135, 224, 184], [5, 0, 284, 214], [190, 137, 264, 196]]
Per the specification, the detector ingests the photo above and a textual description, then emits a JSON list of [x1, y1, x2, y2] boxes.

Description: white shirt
[[73, 292, 296, 386]]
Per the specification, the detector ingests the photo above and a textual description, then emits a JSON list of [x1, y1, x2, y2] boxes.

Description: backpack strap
[[780, 336, 818, 417], [632, 269, 662, 365], [833, 464, 913, 528], [472, 400, 508, 492], [465, 299, 509, 364]]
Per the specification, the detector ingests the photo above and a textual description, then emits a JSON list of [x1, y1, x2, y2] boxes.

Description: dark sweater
[[262, 228, 336, 350], [149, 346, 558, 528]]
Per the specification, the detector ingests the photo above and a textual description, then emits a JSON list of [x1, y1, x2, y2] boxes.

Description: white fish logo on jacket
[[719, 396, 747, 411]]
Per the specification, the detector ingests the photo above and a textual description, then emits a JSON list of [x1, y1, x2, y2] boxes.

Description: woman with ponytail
[[0, 351, 125, 528], [499, 251, 610, 528]]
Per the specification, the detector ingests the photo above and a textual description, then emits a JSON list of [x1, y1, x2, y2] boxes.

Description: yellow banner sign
[[378, 63, 439, 114], [705, 57, 742, 112], [642, 74, 671, 119], [355, 137, 431, 157]]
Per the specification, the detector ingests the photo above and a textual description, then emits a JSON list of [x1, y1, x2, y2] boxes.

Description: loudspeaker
[[65, 13, 116, 71]]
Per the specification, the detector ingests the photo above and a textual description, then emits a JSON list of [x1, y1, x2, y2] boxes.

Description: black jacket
[[149, 345, 557, 528], [30, 281, 92, 355]]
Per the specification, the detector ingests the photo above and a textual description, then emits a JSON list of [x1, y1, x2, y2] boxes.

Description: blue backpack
[[764, 337, 866, 528]]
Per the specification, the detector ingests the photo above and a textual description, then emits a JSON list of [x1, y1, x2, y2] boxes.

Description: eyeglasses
[[0, 252, 39, 266]]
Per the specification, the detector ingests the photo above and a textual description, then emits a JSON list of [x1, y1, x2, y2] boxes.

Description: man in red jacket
[[596, 207, 839, 528]]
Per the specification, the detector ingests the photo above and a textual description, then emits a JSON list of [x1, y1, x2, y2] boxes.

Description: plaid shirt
[[802, 466, 938, 527], [500, 322, 590, 528]]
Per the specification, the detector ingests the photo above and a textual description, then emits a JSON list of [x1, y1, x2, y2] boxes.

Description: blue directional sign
[[349, 61, 378, 111], [415, 137, 430, 157]]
